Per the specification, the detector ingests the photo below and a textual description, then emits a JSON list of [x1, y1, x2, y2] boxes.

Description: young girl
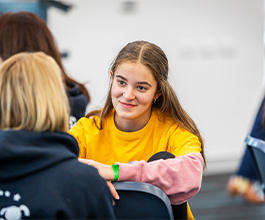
[[69, 40, 205, 220]]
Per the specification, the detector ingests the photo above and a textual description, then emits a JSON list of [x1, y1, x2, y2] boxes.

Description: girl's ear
[[154, 92, 161, 100], [110, 71, 114, 83]]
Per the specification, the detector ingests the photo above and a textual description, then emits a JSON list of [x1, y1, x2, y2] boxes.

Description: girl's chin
[[116, 112, 134, 119]]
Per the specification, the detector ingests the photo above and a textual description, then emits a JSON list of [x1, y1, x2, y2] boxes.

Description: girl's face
[[111, 62, 160, 131]]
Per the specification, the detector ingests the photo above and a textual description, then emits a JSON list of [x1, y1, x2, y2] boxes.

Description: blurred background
[[1, 0, 265, 218], [52, 0, 264, 176], [0, 0, 264, 175]]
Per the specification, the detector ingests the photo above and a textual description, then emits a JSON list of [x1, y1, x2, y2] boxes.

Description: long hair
[[86, 40, 206, 165], [0, 52, 70, 132], [0, 11, 90, 103]]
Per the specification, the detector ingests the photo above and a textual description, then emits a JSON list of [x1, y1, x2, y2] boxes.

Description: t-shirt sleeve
[[168, 125, 202, 156]]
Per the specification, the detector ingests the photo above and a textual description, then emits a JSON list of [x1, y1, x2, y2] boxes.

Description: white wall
[[48, 0, 264, 175]]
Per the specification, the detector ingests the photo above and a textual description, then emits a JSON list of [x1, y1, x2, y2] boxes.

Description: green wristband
[[112, 164, 119, 181]]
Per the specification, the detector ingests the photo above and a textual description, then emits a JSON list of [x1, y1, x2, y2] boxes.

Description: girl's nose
[[123, 87, 135, 100]]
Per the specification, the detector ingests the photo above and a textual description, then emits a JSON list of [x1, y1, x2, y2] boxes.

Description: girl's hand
[[78, 158, 114, 181], [78, 158, 120, 200], [107, 180, 120, 201]]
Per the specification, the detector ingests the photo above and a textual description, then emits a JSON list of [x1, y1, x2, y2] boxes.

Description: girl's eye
[[118, 80, 126, 86], [138, 86, 146, 91]]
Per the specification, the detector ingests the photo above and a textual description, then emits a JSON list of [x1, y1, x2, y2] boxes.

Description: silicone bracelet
[[112, 164, 119, 181]]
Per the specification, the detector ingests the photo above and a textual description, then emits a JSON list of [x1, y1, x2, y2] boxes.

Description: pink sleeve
[[118, 152, 204, 205]]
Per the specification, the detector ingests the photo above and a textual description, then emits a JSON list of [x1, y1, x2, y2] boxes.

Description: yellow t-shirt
[[69, 109, 202, 220], [69, 108, 201, 165]]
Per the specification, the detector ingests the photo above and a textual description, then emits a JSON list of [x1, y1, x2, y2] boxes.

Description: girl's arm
[[79, 152, 204, 205], [118, 152, 204, 205]]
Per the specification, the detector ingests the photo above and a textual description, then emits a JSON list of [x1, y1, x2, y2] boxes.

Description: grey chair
[[112, 181, 174, 220], [245, 135, 265, 194]]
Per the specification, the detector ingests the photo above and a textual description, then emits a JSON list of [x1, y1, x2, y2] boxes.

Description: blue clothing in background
[[236, 97, 265, 181], [67, 82, 88, 127]]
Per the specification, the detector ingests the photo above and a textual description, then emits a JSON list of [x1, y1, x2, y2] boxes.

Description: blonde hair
[[0, 52, 70, 132], [86, 40, 206, 166]]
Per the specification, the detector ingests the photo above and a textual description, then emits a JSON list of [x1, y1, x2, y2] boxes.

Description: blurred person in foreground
[[0, 52, 115, 219]]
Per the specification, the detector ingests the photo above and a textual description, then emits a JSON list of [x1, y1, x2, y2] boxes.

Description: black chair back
[[113, 181, 174, 220]]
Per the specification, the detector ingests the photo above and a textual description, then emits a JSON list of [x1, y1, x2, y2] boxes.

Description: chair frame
[[245, 135, 265, 193], [113, 181, 174, 220]]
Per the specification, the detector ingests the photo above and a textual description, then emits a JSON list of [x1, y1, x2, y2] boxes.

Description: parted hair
[[0, 52, 70, 132], [86, 40, 206, 165], [0, 11, 90, 103]]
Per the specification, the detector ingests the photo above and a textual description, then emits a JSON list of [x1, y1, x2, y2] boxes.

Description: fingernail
[[115, 195, 120, 200]]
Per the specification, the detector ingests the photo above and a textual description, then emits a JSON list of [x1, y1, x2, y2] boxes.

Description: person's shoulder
[[152, 108, 176, 125], [74, 160, 100, 177], [64, 159, 107, 189], [77, 116, 96, 124], [73, 116, 99, 130], [74, 162, 109, 194], [53, 160, 111, 213]]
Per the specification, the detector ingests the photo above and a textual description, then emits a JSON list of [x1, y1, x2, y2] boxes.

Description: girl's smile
[[119, 101, 137, 108]]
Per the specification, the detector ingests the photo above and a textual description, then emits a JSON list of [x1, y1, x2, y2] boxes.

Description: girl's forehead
[[116, 62, 153, 77], [114, 62, 158, 87], [116, 62, 150, 74]]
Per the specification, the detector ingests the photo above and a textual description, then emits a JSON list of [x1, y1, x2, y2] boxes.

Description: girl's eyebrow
[[138, 81, 152, 87], [116, 75, 127, 81], [116, 75, 152, 87]]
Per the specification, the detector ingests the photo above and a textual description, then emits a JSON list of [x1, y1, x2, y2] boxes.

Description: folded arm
[[79, 153, 204, 205], [118, 152, 204, 205]]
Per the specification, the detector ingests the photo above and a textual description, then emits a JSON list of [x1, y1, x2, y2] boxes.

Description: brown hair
[[0, 11, 90, 103], [86, 40, 206, 165], [0, 52, 69, 132]]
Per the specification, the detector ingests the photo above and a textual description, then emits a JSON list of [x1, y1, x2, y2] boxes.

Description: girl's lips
[[120, 102, 136, 108]]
